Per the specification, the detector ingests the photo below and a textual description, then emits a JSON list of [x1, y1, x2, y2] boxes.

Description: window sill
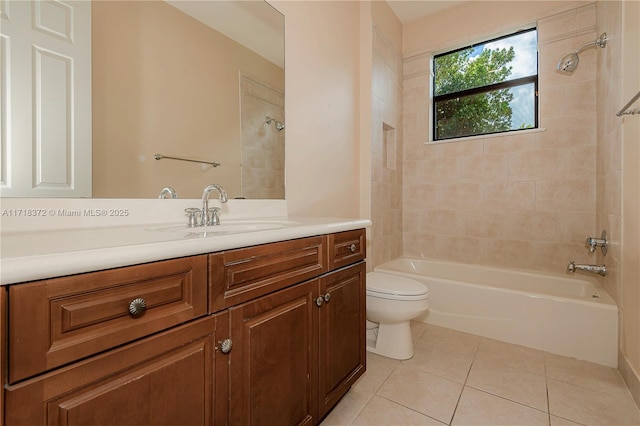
[[426, 127, 547, 145]]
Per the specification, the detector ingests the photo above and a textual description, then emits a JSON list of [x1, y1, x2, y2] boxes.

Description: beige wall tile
[[409, 157, 460, 184], [420, 209, 460, 235], [482, 182, 536, 211], [398, 2, 600, 274], [538, 117, 596, 150], [460, 154, 509, 183], [478, 239, 538, 270], [565, 146, 596, 180], [535, 179, 595, 212], [563, 211, 596, 243], [509, 149, 565, 181], [371, 18, 403, 268]]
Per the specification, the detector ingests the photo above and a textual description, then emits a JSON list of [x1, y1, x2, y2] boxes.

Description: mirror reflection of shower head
[[265, 116, 285, 131], [557, 32, 607, 73]]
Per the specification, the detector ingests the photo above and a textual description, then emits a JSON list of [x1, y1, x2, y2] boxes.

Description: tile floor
[[321, 322, 640, 426]]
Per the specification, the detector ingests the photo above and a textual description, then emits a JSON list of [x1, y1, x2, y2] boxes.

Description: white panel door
[[0, 0, 91, 197]]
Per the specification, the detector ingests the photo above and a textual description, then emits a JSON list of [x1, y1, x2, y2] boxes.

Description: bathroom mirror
[[0, 0, 285, 199]]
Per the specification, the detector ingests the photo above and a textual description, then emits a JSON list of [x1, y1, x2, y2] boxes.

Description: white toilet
[[366, 272, 429, 360]]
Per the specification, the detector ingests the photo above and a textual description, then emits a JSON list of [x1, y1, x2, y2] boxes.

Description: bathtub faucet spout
[[567, 261, 606, 277]]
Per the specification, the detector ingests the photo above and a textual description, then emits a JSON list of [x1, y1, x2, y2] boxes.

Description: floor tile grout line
[[463, 384, 550, 416], [447, 335, 483, 425], [347, 324, 640, 426], [344, 390, 375, 426], [545, 361, 552, 426], [345, 357, 403, 424], [374, 394, 449, 426]]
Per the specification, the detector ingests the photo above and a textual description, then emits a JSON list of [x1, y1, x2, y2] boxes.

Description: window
[[433, 28, 538, 141]]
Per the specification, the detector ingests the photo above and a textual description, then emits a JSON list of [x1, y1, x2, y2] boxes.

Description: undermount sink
[[146, 220, 298, 236]]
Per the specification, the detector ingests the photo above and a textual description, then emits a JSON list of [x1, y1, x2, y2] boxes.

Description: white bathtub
[[374, 257, 619, 367]]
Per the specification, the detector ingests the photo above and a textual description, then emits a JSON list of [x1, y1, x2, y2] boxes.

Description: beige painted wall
[[271, 1, 362, 218], [92, 1, 284, 199], [402, 2, 599, 274]]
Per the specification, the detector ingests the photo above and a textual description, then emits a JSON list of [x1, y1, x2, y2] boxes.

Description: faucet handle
[[567, 260, 576, 273], [585, 230, 608, 256], [208, 207, 222, 226], [184, 208, 201, 227]]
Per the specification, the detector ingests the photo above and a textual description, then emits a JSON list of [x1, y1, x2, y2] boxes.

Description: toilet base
[[365, 321, 414, 360]]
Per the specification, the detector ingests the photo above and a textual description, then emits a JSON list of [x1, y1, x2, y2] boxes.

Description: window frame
[[432, 28, 539, 142]]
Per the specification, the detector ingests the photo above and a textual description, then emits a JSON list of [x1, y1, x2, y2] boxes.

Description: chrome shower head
[[557, 32, 607, 73], [557, 52, 580, 73], [265, 116, 285, 131]]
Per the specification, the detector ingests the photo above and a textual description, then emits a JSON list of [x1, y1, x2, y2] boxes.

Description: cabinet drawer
[[8, 255, 208, 384], [327, 229, 366, 270], [209, 236, 326, 312]]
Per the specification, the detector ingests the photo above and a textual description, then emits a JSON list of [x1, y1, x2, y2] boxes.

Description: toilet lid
[[366, 272, 428, 298]]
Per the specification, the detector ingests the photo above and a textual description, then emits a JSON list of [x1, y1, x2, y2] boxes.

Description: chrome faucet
[[158, 187, 177, 199], [567, 261, 606, 277], [201, 184, 228, 226]]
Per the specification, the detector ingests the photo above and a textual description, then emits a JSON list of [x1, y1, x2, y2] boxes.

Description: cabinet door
[[229, 280, 317, 426], [5, 315, 226, 426], [318, 262, 366, 418]]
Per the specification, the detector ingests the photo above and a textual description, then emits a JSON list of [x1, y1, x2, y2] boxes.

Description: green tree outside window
[[433, 29, 538, 141]]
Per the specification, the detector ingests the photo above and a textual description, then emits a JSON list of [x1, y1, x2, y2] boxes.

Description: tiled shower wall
[[402, 3, 600, 275], [240, 74, 285, 199], [370, 24, 404, 268], [596, 1, 640, 407], [595, 1, 622, 312]]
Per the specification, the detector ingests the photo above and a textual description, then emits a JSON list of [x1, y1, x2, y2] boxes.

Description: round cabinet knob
[[219, 339, 233, 354], [323, 293, 331, 303], [128, 297, 147, 318], [315, 296, 324, 307], [349, 244, 357, 253]]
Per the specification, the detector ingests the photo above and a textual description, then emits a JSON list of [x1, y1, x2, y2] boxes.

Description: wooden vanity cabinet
[[5, 313, 229, 426], [0, 286, 6, 425], [228, 278, 318, 425], [318, 262, 366, 419], [221, 229, 367, 425], [2, 228, 367, 426], [227, 263, 366, 426]]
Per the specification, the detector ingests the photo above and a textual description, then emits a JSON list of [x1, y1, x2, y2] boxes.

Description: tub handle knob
[[567, 261, 576, 273], [585, 230, 608, 256]]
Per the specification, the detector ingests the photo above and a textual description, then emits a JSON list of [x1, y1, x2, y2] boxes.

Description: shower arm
[[574, 33, 607, 55]]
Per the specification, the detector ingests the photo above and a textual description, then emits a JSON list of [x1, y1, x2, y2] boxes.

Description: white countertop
[[0, 217, 371, 285]]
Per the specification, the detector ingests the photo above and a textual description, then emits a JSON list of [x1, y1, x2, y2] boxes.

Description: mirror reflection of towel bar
[[617, 90, 640, 116], [154, 154, 220, 167]]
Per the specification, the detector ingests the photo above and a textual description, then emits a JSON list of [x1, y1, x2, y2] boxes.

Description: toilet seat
[[366, 272, 428, 301]]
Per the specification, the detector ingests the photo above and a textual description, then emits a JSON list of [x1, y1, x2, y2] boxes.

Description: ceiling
[[386, 0, 468, 23], [166, 1, 284, 67]]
